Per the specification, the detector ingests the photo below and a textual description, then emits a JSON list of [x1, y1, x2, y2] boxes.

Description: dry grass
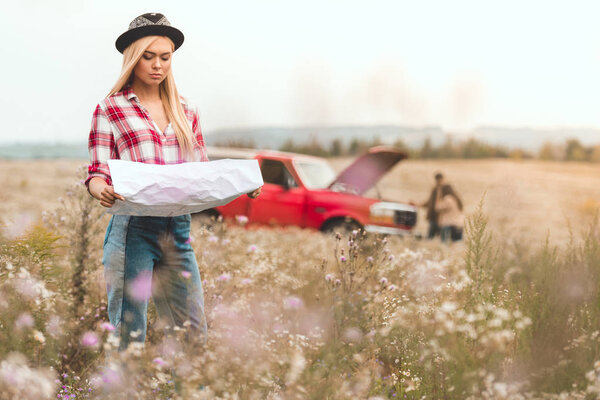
[[3, 158, 596, 241], [1, 157, 600, 399]]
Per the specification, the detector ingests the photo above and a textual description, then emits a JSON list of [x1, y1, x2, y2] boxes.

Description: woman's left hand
[[247, 187, 262, 199]]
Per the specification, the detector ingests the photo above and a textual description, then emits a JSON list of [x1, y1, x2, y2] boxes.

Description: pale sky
[[3, 0, 600, 143]]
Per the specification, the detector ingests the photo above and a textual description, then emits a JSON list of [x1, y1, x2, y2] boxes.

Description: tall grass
[[1, 171, 600, 399]]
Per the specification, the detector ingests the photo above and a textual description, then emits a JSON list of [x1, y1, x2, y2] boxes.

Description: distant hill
[[204, 125, 447, 149], [1, 125, 599, 159], [0, 143, 88, 159], [204, 125, 600, 152], [470, 126, 600, 151]]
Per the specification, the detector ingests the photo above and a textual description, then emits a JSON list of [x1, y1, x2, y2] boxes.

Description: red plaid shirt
[[86, 87, 208, 186]]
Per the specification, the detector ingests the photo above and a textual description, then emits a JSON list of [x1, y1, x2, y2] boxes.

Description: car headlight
[[369, 205, 395, 224]]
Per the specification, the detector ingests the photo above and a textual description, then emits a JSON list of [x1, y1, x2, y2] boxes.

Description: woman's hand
[[247, 187, 262, 199], [98, 185, 125, 208], [89, 177, 125, 208]]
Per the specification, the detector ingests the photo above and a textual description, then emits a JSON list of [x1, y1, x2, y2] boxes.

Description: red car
[[203, 146, 418, 234]]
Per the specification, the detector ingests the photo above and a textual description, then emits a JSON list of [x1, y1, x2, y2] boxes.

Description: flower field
[[1, 159, 600, 399]]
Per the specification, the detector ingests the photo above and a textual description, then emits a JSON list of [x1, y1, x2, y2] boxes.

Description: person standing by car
[[421, 172, 445, 239], [86, 13, 260, 350], [435, 184, 464, 242]]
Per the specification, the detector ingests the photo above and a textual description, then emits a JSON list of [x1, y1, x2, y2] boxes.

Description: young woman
[[434, 184, 464, 243], [86, 13, 259, 350]]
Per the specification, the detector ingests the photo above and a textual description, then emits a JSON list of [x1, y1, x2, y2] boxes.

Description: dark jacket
[[424, 187, 439, 222]]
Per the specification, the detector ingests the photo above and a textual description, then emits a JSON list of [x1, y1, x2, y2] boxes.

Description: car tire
[[192, 209, 221, 228], [322, 218, 362, 235]]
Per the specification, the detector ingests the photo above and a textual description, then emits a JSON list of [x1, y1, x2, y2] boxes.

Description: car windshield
[[294, 160, 337, 189]]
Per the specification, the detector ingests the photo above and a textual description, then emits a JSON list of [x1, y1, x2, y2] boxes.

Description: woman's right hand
[[98, 185, 125, 208], [89, 177, 125, 208]]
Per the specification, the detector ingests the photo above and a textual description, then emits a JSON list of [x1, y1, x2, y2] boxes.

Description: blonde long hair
[[108, 36, 194, 158]]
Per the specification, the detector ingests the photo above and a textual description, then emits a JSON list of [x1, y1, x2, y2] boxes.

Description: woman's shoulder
[[179, 95, 200, 119], [179, 95, 196, 109], [97, 88, 135, 111]]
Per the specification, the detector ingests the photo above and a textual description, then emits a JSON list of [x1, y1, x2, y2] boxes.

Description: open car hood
[[329, 146, 407, 195]]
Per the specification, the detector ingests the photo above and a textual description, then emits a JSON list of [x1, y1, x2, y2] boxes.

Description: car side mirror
[[282, 174, 295, 190]]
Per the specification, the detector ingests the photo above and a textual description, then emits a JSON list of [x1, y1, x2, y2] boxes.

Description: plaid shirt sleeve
[[86, 104, 115, 187], [191, 107, 209, 162]]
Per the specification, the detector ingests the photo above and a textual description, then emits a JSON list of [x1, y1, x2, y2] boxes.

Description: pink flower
[[15, 313, 34, 330], [81, 331, 100, 348], [388, 284, 397, 291], [335, 279, 342, 286], [366, 256, 374, 263], [283, 295, 304, 310], [153, 357, 167, 367], [181, 271, 192, 279], [217, 273, 231, 282], [207, 235, 219, 243], [236, 215, 249, 225], [89, 374, 104, 389], [340, 255, 347, 262], [101, 368, 122, 386], [127, 271, 153, 302], [343, 327, 363, 342], [100, 322, 115, 332], [247, 244, 258, 253], [46, 315, 63, 337], [388, 254, 395, 261], [325, 274, 335, 282], [380, 277, 388, 285], [241, 278, 253, 285]]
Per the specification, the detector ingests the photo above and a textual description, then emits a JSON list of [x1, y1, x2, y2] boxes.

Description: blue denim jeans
[[102, 214, 207, 350]]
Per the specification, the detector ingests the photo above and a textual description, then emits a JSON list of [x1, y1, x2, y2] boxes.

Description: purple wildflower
[[153, 357, 167, 367], [207, 235, 219, 243], [100, 322, 115, 332], [181, 271, 192, 279], [127, 271, 153, 302], [283, 295, 304, 310], [15, 313, 34, 330], [81, 331, 100, 348], [236, 215, 249, 225], [343, 327, 363, 342]]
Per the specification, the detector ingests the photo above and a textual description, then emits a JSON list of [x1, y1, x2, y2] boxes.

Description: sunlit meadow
[[1, 159, 600, 399]]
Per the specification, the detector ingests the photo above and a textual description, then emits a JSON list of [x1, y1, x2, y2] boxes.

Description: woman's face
[[133, 37, 173, 87]]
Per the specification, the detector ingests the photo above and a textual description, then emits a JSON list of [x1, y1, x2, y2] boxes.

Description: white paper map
[[107, 159, 263, 217]]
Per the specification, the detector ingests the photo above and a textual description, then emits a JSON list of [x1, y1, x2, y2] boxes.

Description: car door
[[247, 159, 306, 227]]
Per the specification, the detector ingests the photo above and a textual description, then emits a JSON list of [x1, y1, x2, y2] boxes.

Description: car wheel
[[322, 218, 362, 235], [192, 209, 221, 229]]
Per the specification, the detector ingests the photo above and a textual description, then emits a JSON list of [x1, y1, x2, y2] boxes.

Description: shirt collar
[[123, 86, 138, 102], [122, 86, 187, 105]]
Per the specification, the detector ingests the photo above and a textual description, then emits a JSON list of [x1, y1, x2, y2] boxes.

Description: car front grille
[[394, 210, 417, 227]]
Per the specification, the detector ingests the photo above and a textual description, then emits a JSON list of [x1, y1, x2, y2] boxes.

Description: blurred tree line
[[215, 136, 600, 162]]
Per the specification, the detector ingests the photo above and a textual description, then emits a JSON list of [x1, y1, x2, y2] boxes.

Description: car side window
[[261, 159, 297, 188]]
